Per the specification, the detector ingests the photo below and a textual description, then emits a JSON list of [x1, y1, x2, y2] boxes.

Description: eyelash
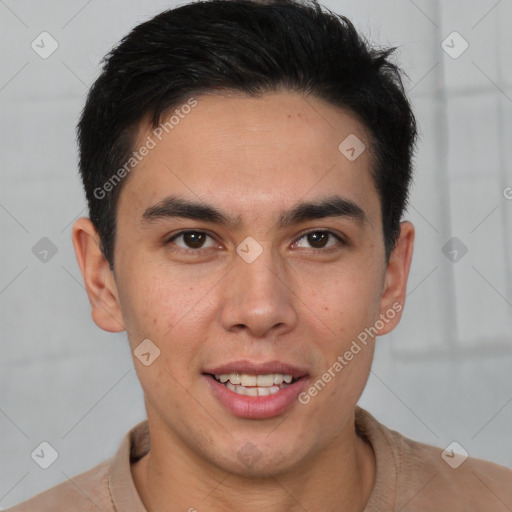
[[164, 229, 346, 255]]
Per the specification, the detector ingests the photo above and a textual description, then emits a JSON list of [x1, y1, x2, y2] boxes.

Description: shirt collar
[[106, 408, 397, 511], [355, 406, 398, 511], [109, 419, 149, 511]]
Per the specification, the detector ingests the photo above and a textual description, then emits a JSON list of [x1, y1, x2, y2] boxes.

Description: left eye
[[294, 231, 343, 250]]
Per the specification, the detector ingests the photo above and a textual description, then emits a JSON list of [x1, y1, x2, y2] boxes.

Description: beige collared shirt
[[6, 407, 512, 511]]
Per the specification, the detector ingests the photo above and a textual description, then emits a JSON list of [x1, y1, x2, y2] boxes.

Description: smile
[[212, 373, 297, 397], [204, 373, 309, 419]]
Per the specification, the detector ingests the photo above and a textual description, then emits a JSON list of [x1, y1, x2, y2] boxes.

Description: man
[[8, 0, 511, 510]]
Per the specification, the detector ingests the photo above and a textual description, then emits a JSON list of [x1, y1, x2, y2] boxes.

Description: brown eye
[[294, 230, 344, 250], [306, 232, 329, 248], [167, 231, 216, 250]]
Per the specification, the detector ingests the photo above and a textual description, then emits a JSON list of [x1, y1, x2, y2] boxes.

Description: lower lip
[[203, 375, 309, 419]]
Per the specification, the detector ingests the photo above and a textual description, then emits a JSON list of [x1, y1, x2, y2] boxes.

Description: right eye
[[165, 230, 218, 252]]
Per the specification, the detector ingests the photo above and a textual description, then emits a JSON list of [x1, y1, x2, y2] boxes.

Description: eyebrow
[[140, 194, 369, 231]]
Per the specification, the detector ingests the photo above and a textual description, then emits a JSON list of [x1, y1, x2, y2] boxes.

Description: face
[[73, 91, 413, 477]]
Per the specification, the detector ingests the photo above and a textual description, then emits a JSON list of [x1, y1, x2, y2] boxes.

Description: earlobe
[[376, 221, 415, 336], [71, 217, 125, 333]]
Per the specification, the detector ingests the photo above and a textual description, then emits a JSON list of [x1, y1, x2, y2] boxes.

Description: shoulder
[[380, 416, 512, 511], [5, 419, 149, 512], [356, 408, 512, 511], [5, 458, 114, 512]]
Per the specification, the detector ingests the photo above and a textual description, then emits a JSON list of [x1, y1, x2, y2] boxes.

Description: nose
[[220, 244, 298, 339]]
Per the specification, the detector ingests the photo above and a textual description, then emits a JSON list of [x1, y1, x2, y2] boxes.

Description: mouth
[[202, 361, 309, 419], [205, 372, 300, 397]]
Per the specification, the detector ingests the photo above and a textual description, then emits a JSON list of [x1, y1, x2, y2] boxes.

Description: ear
[[71, 217, 125, 333], [376, 221, 415, 335]]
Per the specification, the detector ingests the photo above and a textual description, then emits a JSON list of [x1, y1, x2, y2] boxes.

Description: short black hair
[[77, 0, 417, 270]]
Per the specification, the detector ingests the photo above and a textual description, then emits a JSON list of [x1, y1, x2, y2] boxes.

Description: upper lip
[[203, 360, 309, 378]]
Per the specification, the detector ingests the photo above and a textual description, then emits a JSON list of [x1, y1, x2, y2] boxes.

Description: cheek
[[118, 263, 203, 338], [305, 268, 381, 333], [118, 271, 215, 377], [123, 282, 206, 398], [116, 280, 166, 340]]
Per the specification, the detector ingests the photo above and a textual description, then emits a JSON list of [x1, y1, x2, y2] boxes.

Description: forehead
[[117, 91, 380, 228]]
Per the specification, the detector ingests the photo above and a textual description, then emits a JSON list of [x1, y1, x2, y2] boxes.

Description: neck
[[131, 413, 375, 512]]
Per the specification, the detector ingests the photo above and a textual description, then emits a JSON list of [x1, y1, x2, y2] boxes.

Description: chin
[[210, 437, 309, 478]]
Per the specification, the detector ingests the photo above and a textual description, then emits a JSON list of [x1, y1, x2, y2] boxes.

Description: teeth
[[273, 374, 283, 385], [241, 374, 257, 386], [256, 374, 274, 386], [225, 381, 281, 396], [214, 373, 295, 387]]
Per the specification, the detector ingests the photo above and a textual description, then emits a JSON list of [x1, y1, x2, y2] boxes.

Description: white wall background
[[1, 0, 511, 507]]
